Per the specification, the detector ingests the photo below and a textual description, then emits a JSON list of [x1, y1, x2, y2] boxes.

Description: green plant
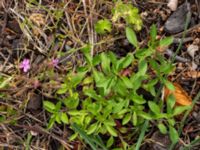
[[43, 101, 69, 129], [112, 1, 143, 31], [95, 19, 112, 34], [43, 25, 190, 148]]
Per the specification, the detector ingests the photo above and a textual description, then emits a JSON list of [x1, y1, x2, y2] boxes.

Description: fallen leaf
[[29, 13, 45, 27], [164, 82, 192, 106], [191, 61, 198, 70], [187, 44, 199, 59], [185, 71, 200, 78]]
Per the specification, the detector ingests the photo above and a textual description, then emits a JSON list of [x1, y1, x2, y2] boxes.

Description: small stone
[[164, 2, 191, 34], [27, 93, 42, 110]]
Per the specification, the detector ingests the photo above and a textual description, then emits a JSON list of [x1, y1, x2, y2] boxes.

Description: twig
[[173, 37, 193, 44], [15, 124, 73, 150], [165, 49, 189, 62], [174, 23, 200, 38]]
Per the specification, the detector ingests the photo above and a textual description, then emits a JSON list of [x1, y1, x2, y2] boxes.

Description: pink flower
[[52, 58, 59, 68], [19, 59, 30, 72]]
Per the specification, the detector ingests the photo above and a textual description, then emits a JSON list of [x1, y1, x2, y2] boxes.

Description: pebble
[[164, 2, 191, 34]]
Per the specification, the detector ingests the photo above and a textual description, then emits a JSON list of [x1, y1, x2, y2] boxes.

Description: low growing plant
[[44, 25, 190, 148], [112, 0, 143, 31]]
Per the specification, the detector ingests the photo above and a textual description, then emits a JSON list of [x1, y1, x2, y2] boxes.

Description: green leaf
[[105, 124, 118, 137], [130, 75, 144, 92], [61, 112, 69, 124], [126, 27, 138, 48], [149, 59, 160, 73], [138, 111, 152, 120], [113, 101, 126, 113], [57, 84, 68, 94], [158, 123, 167, 134], [95, 19, 112, 34], [69, 133, 78, 141], [55, 101, 62, 111], [47, 115, 56, 129], [81, 44, 91, 54], [167, 94, 176, 114], [159, 37, 173, 47], [173, 106, 190, 116], [143, 78, 158, 96], [82, 76, 93, 85], [148, 101, 160, 114], [122, 113, 131, 125], [84, 88, 103, 101], [88, 103, 102, 116], [114, 79, 127, 96], [131, 94, 146, 104], [104, 119, 116, 126], [72, 123, 99, 150], [164, 80, 175, 91], [160, 63, 174, 74], [121, 76, 133, 89], [99, 76, 117, 95], [119, 53, 134, 69], [55, 113, 61, 124], [135, 48, 154, 59], [87, 122, 98, 134], [93, 69, 103, 83], [106, 136, 114, 148], [101, 52, 111, 74], [138, 59, 147, 76], [0, 76, 12, 89], [68, 110, 87, 116], [168, 118, 175, 126], [108, 51, 117, 64], [63, 93, 79, 109], [43, 101, 56, 112], [169, 126, 179, 144], [92, 55, 101, 66], [70, 71, 87, 87], [150, 24, 157, 41], [0, 115, 5, 123], [133, 111, 137, 126]]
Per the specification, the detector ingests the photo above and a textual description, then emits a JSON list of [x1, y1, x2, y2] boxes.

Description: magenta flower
[[19, 59, 30, 72], [52, 58, 59, 68]]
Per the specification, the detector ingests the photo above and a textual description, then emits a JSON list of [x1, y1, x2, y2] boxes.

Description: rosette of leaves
[[112, 1, 143, 31]]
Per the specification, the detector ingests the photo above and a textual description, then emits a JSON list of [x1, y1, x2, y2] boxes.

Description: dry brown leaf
[[185, 71, 200, 78], [164, 82, 192, 106], [29, 13, 45, 27]]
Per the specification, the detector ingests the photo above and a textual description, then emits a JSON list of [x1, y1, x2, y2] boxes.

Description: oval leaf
[[105, 124, 118, 137], [148, 101, 160, 114], [122, 113, 131, 125], [159, 37, 173, 47], [126, 27, 138, 48], [169, 126, 179, 144], [61, 112, 69, 124]]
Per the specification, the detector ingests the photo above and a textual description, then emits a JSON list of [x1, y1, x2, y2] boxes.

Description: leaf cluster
[[43, 25, 190, 148]]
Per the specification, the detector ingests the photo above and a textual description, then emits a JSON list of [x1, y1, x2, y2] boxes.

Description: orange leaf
[[164, 82, 192, 106]]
